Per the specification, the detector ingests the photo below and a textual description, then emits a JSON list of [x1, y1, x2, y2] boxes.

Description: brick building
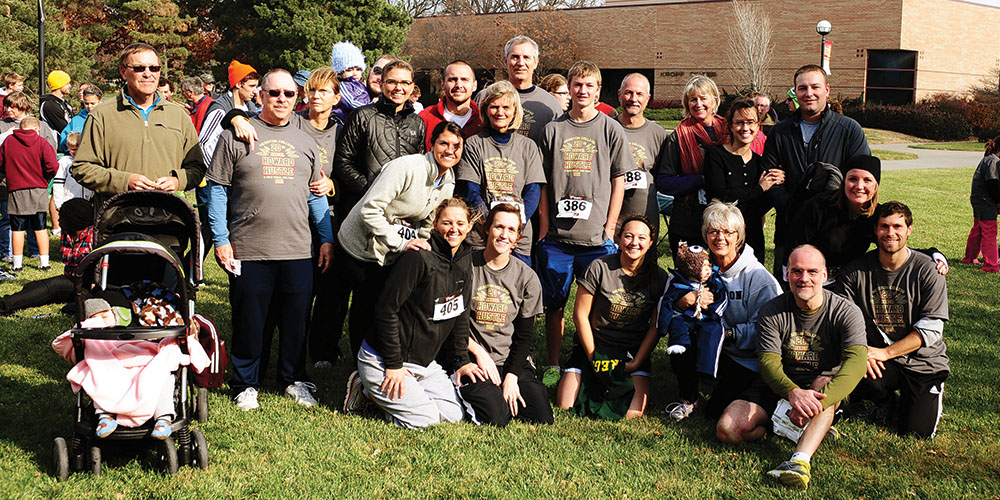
[[404, 0, 1000, 106]]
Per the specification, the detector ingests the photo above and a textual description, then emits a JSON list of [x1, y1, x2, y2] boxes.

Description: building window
[[865, 50, 917, 105]]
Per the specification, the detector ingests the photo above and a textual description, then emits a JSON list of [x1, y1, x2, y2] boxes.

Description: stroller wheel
[[197, 388, 209, 423], [89, 446, 102, 476], [191, 429, 209, 469], [158, 437, 179, 475], [52, 438, 70, 481]]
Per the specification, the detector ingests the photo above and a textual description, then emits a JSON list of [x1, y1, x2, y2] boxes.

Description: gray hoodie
[[719, 244, 781, 372]]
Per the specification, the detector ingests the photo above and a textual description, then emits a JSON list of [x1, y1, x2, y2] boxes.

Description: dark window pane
[[866, 88, 914, 105], [867, 50, 917, 70], [866, 69, 915, 89]]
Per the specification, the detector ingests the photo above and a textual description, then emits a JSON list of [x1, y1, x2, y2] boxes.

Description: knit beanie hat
[[330, 42, 366, 75], [59, 198, 94, 235], [844, 154, 881, 184], [228, 60, 258, 88], [48, 70, 71, 92]]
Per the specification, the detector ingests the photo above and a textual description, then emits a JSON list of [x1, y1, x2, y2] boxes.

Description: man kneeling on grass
[[741, 245, 867, 489]]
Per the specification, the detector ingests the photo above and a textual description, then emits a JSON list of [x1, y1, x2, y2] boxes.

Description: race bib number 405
[[556, 197, 593, 220], [623, 170, 648, 190], [433, 294, 465, 321]]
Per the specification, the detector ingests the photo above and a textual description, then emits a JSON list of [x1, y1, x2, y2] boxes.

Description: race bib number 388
[[433, 294, 465, 321], [556, 197, 593, 220], [623, 169, 647, 190]]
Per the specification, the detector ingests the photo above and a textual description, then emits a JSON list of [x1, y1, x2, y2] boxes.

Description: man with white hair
[[617, 73, 667, 224]]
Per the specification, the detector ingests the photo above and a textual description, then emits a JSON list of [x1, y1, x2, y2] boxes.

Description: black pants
[[459, 365, 554, 427], [0, 275, 75, 314], [337, 242, 392, 356], [308, 251, 350, 363], [669, 348, 700, 403], [705, 354, 759, 419], [851, 362, 948, 438]]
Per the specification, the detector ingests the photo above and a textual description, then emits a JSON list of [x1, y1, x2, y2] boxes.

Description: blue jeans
[[228, 258, 313, 394]]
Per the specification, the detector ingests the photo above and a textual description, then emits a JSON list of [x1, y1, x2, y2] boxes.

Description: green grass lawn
[[910, 141, 985, 152], [871, 149, 919, 161], [2, 167, 999, 498], [655, 120, 681, 131], [862, 128, 933, 145]]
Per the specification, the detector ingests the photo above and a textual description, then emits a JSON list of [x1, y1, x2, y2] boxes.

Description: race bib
[[432, 294, 465, 321], [391, 220, 418, 242], [490, 196, 526, 224], [556, 197, 593, 220], [623, 170, 648, 190]]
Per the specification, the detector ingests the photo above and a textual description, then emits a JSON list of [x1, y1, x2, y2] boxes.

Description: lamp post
[[37, 0, 45, 98], [816, 20, 832, 75]]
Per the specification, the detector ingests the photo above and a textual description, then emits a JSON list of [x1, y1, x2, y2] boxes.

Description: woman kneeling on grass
[[353, 198, 481, 428], [460, 204, 554, 426], [555, 215, 667, 419]]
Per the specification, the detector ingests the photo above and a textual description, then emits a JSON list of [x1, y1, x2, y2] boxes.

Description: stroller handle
[[70, 326, 187, 341]]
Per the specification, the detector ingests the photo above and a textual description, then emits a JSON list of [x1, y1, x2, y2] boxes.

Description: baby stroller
[[51, 192, 215, 479]]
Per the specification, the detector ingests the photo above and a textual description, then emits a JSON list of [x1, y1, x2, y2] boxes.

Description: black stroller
[[51, 192, 210, 479]]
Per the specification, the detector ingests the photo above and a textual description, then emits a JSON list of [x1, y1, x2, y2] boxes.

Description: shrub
[[844, 103, 972, 141], [644, 107, 684, 121]]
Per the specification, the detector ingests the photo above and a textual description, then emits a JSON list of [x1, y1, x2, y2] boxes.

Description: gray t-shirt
[[757, 289, 867, 385], [514, 86, 564, 144], [540, 113, 632, 246], [621, 119, 668, 221], [456, 132, 546, 256], [206, 117, 322, 261], [839, 249, 949, 374], [971, 154, 1000, 220], [800, 120, 821, 150], [578, 254, 668, 348], [292, 111, 339, 177], [468, 251, 544, 368]]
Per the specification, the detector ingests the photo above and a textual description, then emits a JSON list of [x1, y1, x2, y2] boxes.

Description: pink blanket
[[52, 329, 210, 427]]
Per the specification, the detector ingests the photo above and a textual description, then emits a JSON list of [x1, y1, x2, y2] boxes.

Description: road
[[877, 143, 983, 170]]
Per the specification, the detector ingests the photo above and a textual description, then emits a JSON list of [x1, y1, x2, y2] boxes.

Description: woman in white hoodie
[[687, 201, 781, 441]]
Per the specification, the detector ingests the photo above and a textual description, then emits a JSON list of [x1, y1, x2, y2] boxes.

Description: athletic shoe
[[151, 418, 172, 440], [234, 387, 260, 411], [343, 370, 365, 412], [95, 416, 118, 438], [313, 360, 333, 369], [285, 381, 318, 407], [10, 266, 22, 273], [665, 400, 697, 421], [0, 269, 16, 280], [542, 366, 561, 388], [0, 255, 12, 263], [39, 265, 51, 271], [767, 459, 811, 489], [51, 228, 61, 237]]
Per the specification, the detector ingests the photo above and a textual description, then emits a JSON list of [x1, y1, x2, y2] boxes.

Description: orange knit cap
[[228, 60, 258, 88]]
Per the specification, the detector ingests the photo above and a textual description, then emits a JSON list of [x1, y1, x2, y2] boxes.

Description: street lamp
[[38, 0, 45, 98], [816, 20, 832, 75]]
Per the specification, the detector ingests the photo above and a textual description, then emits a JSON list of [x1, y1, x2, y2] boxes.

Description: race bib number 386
[[556, 197, 593, 220], [433, 294, 465, 321]]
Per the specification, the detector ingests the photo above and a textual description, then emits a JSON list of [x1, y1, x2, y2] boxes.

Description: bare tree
[[726, 0, 774, 94], [391, 0, 444, 17]]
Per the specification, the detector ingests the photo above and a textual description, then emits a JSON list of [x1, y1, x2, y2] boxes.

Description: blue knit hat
[[330, 42, 366, 75]]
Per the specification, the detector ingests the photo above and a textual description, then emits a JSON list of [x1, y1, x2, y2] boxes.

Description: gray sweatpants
[[357, 346, 464, 429]]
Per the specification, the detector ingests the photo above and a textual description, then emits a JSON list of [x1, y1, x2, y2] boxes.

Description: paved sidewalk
[[876, 143, 983, 170]]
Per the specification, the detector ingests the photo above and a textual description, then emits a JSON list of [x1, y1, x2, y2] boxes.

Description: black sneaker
[[39, 265, 52, 271], [10, 266, 23, 273]]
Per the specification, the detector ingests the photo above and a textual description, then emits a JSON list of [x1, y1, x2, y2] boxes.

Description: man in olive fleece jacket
[[72, 43, 204, 207], [754, 245, 867, 490]]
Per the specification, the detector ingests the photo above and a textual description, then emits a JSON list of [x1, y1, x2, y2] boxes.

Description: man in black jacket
[[762, 64, 870, 277]]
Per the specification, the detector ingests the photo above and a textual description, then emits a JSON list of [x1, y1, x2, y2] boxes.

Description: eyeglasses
[[706, 228, 738, 237], [125, 65, 161, 73], [264, 89, 297, 98], [732, 120, 758, 127], [383, 79, 413, 87]]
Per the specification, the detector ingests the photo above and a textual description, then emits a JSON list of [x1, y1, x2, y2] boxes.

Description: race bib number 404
[[433, 294, 465, 321], [623, 170, 648, 190], [556, 197, 593, 220], [392, 222, 418, 241]]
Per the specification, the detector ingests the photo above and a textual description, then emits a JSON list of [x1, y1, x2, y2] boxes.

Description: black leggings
[[0, 275, 75, 314], [459, 365, 554, 426], [337, 242, 392, 356]]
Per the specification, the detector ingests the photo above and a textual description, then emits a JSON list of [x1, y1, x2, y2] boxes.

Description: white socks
[[791, 451, 812, 463], [40, 255, 49, 267]]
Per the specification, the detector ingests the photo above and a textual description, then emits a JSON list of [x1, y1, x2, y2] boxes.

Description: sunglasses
[[264, 89, 297, 98], [126, 65, 161, 73]]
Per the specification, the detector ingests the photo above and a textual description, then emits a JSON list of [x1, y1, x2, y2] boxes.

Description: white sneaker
[[665, 400, 697, 421], [343, 370, 364, 413], [285, 381, 318, 407], [234, 387, 259, 411]]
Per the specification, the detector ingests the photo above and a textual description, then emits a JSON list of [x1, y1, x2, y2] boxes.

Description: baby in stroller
[[52, 281, 209, 440]]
